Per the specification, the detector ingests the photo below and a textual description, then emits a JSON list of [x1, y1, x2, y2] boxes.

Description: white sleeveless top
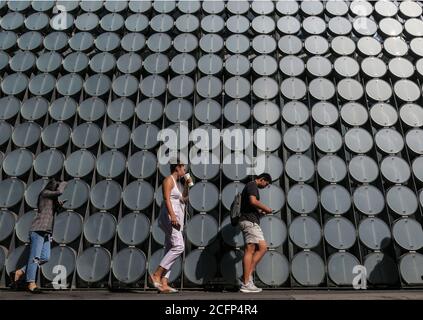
[[160, 175, 185, 227]]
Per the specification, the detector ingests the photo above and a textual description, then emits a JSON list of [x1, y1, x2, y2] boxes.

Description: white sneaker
[[248, 281, 262, 292], [240, 281, 262, 293]]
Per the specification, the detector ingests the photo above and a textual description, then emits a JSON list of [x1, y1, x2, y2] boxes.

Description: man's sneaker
[[248, 281, 262, 292], [240, 281, 262, 293]]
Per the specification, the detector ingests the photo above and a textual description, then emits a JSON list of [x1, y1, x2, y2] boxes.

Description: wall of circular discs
[[1, 0, 423, 290]]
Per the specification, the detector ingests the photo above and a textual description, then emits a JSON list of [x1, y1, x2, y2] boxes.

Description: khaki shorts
[[239, 220, 265, 244]]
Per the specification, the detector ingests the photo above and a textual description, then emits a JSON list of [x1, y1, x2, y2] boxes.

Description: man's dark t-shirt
[[240, 181, 260, 224]]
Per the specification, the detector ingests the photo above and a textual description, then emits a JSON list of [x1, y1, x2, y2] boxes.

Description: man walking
[[238, 173, 273, 293]]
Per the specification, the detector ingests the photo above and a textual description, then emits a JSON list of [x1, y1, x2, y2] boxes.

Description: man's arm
[[249, 195, 272, 214]]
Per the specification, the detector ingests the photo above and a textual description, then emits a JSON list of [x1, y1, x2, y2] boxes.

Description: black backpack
[[230, 192, 242, 226]]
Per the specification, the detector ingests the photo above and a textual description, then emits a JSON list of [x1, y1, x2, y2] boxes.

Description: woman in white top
[[150, 161, 191, 293]]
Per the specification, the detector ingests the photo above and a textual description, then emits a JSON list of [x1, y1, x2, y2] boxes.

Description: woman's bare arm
[[163, 177, 179, 226]]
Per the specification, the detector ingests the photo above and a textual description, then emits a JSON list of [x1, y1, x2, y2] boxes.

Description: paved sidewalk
[[1, 289, 423, 300]]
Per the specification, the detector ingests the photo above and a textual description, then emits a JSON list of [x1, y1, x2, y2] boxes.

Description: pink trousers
[[158, 206, 185, 279]]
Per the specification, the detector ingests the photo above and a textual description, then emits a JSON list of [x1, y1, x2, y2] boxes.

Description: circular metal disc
[[280, 77, 307, 100], [278, 35, 302, 55], [381, 156, 411, 184], [71, 123, 101, 149], [165, 99, 192, 122], [49, 97, 77, 122], [370, 103, 398, 127], [291, 251, 325, 286], [285, 154, 315, 182], [101, 123, 130, 150], [349, 155, 379, 183], [90, 180, 121, 211], [259, 184, 285, 212], [3, 149, 33, 177], [334, 56, 359, 78], [400, 104, 423, 128], [328, 252, 360, 286], [123, 180, 154, 211], [117, 213, 150, 246], [15, 210, 36, 243], [0, 210, 16, 242], [194, 99, 221, 124], [112, 247, 146, 284], [221, 215, 244, 248], [306, 56, 332, 77], [324, 217, 356, 250], [254, 153, 284, 181], [33, 149, 64, 177], [311, 102, 338, 126], [314, 127, 343, 153], [317, 155, 347, 183], [283, 127, 312, 153], [330, 36, 356, 56], [256, 251, 289, 286], [186, 214, 218, 247], [413, 157, 423, 183], [277, 16, 301, 35], [308, 78, 335, 100], [189, 182, 219, 212], [260, 215, 287, 249], [224, 99, 250, 124], [366, 79, 393, 102], [353, 185, 385, 216], [221, 182, 245, 211], [407, 129, 423, 155], [359, 217, 392, 250], [393, 218, 423, 251], [386, 186, 418, 216], [135, 98, 163, 123], [357, 37, 382, 57], [5, 245, 29, 276], [84, 212, 116, 245], [24, 179, 47, 208], [375, 128, 404, 154], [364, 252, 399, 285], [96, 150, 126, 179], [60, 179, 90, 210], [282, 101, 309, 126], [0, 178, 25, 208], [254, 126, 282, 152], [184, 249, 217, 285], [41, 245, 76, 283], [53, 211, 83, 244], [12, 122, 41, 148], [345, 128, 373, 154], [289, 216, 321, 249], [287, 184, 318, 214], [220, 250, 243, 284], [127, 150, 157, 180], [341, 102, 368, 126], [320, 184, 351, 215], [224, 76, 250, 99], [279, 55, 305, 77], [361, 57, 387, 78], [399, 253, 423, 285], [131, 123, 159, 150], [76, 247, 111, 283], [337, 78, 364, 101]]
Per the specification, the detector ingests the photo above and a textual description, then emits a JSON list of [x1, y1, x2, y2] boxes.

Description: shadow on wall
[[367, 237, 399, 287]]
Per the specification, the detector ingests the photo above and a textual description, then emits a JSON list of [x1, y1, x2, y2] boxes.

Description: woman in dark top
[[12, 178, 66, 293]]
